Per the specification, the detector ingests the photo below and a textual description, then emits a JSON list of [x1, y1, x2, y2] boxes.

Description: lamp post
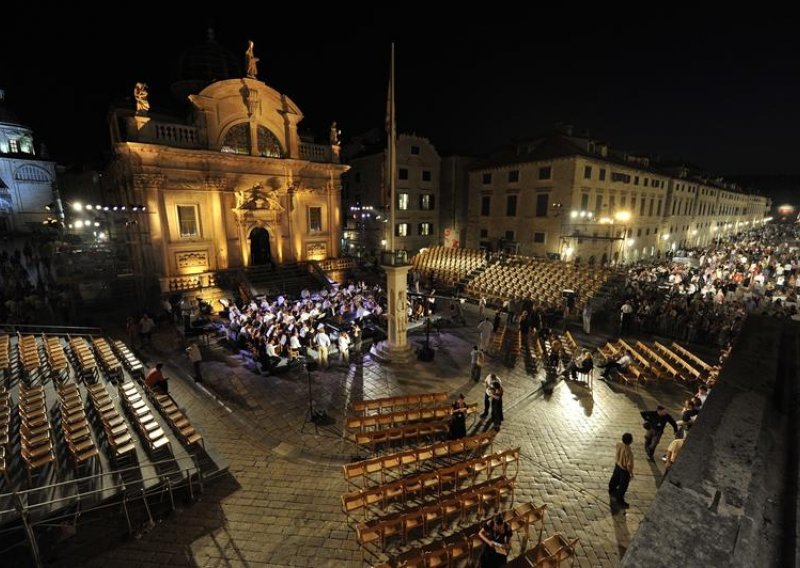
[[613, 210, 632, 265]]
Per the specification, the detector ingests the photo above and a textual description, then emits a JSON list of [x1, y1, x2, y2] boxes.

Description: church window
[[221, 124, 251, 155], [308, 207, 322, 233], [257, 126, 283, 158], [177, 204, 199, 238]]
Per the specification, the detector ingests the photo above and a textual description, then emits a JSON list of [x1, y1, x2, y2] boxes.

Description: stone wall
[[621, 316, 799, 567]]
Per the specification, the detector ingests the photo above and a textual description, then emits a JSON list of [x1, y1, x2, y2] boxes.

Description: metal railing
[[0, 453, 219, 567]]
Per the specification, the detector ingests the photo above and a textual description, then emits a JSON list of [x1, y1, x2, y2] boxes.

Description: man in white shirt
[[315, 328, 331, 369], [477, 318, 493, 351], [600, 350, 633, 380], [338, 331, 351, 366]]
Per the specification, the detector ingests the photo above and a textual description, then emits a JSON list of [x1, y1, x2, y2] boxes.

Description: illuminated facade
[[106, 42, 346, 289], [0, 89, 60, 233], [466, 128, 771, 263]]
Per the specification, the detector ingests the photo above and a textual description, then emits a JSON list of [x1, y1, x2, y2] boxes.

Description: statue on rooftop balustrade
[[245, 40, 259, 79], [134, 82, 150, 115]]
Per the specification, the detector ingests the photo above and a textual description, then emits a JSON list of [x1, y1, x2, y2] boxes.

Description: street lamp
[[614, 210, 632, 264]]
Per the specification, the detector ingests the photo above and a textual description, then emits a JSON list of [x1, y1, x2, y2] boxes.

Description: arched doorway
[[249, 227, 272, 266]]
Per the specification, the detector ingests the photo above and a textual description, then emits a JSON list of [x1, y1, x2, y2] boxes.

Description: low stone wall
[[621, 316, 798, 567]]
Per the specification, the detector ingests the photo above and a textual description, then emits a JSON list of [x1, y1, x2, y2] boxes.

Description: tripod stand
[[301, 359, 324, 433]]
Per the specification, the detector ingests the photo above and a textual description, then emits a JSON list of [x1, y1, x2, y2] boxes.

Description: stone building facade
[[466, 128, 770, 263], [106, 43, 347, 290], [0, 90, 60, 233]]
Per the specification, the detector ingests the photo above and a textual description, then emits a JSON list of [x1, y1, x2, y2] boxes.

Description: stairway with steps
[[242, 263, 328, 298]]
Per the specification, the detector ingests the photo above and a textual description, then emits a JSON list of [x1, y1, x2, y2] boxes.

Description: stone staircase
[[242, 263, 328, 298]]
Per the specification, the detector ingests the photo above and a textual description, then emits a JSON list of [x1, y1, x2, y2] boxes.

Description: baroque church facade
[[106, 35, 347, 290], [0, 89, 60, 233]]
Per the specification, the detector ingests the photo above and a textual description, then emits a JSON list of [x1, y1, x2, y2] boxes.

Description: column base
[[370, 340, 415, 364]]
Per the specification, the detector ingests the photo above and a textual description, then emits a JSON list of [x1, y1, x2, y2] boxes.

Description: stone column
[[371, 263, 414, 363]]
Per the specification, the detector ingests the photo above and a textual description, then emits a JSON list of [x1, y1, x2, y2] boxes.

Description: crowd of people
[[220, 281, 387, 373], [611, 223, 800, 347], [0, 237, 74, 324]]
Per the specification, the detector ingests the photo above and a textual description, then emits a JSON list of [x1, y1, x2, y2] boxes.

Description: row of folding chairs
[[343, 448, 521, 519], [112, 340, 145, 380], [355, 420, 451, 454], [350, 392, 449, 415], [17, 334, 42, 381], [44, 335, 71, 381], [654, 341, 704, 384], [344, 431, 497, 488], [0, 388, 10, 449], [118, 381, 171, 455], [92, 338, 124, 382], [57, 381, 100, 469], [18, 383, 56, 484], [0, 335, 9, 380], [375, 502, 547, 568], [142, 385, 204, 448], [68, 337, 99, 383], [356, 476, 516, 559], [346, 403, 478, 434], [86, 381, 137, 463]]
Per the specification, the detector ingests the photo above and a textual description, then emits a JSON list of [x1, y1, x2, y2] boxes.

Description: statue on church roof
[[330, 121, 341, 146], [134, 82, 150, 115], [245, 40, 259, 79]]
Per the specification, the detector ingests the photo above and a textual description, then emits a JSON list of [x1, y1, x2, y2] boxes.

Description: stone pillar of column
[[371, 263, 414, 363]]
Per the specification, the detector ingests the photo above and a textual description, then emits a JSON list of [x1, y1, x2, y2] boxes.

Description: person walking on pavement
[[478, 317, 493, 351], [186, 341, 203, 383], [619, 300, 634, 336], [470, 345, 484, 381], [641, 405, 679, 460], [609, 432, 635, 509], [582, 301, 592, 334], [490, 379, 504, 431], [479, 295, 487, 317], [480, 373, 500, 419]]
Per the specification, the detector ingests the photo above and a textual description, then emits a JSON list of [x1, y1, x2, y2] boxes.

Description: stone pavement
[[52, 305, 695, 567]]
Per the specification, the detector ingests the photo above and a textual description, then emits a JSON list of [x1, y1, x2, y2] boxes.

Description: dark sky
[[1, 8, 798, 175]]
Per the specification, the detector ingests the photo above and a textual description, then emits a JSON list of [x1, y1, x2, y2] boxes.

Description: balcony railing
[[152, 123, 202, 148], [299, 142, 333, 163]]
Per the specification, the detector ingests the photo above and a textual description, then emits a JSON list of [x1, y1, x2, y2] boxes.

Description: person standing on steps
[[609, 432, 635, 509]]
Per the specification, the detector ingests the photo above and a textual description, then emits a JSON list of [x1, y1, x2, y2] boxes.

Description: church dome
[[171, 29, 242, 101]]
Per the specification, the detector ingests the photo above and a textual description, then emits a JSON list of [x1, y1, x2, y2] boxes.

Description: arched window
[[257, 126, 283, 158], [14, 165, 52, 183], [220, 123, 251, 155]]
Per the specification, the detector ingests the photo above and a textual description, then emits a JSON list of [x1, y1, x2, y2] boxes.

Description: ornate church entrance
[[249, 227, 272, 266]]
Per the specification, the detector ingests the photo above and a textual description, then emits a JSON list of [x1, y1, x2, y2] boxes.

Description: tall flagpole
[[388, 42, 396, 253]]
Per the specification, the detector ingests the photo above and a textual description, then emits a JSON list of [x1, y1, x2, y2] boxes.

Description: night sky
[[1, 8, 797, 176]]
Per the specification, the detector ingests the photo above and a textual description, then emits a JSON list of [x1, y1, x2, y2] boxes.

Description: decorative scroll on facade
[[176, 250, 209, 270], [306, 242, 327, 260]]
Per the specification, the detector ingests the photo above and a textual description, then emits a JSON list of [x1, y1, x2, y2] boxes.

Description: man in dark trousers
[[640, 405, 678, 461], [609, 432, 635, 508]]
